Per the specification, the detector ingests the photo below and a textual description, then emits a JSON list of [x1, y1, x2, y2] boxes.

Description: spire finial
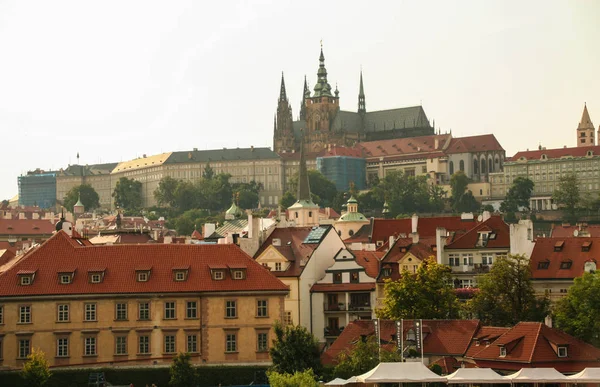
[[279, 72, 287, 101], [358, 70, 366, 114]]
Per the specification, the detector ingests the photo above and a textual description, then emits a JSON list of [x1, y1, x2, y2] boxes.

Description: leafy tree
[[21, 348, 51, 387], [270, 321, 321, 375], [449, 171, 479, 213], [198, 173, 233, 211], [154, 176, 180, 207], [167, 209, 221, 236], [173, 180, 200, 212], [377, 257, 459, 320], [357, 190, 383, 213], [554, 271, 600, 347], [372, 171, 432, 217], [169, 352, 196, 387], [113, 177, 143, 211], [63, 184, 100, 212], [267, 369, 319, 387], [203, 163, 215, 179], [468, 254, 549, 326], [553, 173, 581, 222], [280, 191, 296, 208], [235, 189, 259, 210], [287, 170, 338, 207], [482, 204, 495, 213], [501, 177, 534, 213], [333, 336, 401, 379], [428, 184, 447, 213]]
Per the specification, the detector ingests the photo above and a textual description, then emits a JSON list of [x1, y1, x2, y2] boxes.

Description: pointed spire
[[313, 45, 333, 97], [358, 70, 366, 114], [279, 72, 288, 102], [300, 75, 309, 120], [579, 103, 594, 130], [297, 134, 312, 202]]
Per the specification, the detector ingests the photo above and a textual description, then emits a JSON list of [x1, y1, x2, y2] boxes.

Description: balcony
[[348, 302, 372, 312], [324, 326, 344, 337], [324, 302, 346, 312]]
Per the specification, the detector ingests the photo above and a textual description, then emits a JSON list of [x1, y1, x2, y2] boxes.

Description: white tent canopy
[[503, 368, 570, 383], [325, 378, 347, 385], [567, 368, 600, 383], [356, 362, 447, 383], [446, 368, 509, 384], [343, 376, 358, 384]]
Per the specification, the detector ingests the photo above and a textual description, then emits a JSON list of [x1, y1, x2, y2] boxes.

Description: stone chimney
[[435, 227, 447, 264], [482, 211, 491, 222], [203, 223, 216, 239], [411, 214, 418, 234], [411, 232, 419, 244]]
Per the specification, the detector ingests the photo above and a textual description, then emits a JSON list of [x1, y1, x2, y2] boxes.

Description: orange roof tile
[[0, 218, 56, 236], [370, 216, 479, 244], [445, 134, 504, 154], [358, 134, 451, 159], [445, 216, 510, 250], [551, 224, 600, 238], [509, 145, 600, 162], [352, 250, 384, 278], [530, 237, 600, 279], [0, 231, 288, 297]]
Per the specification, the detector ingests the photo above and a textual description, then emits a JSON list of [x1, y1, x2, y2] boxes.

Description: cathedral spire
[[297, 134, 312, 202], [279, 72, 288, 102], [579, 103, 594, 130], [358, 70, 366, 115], [313, 45, 333, 97], [300, 75, 308, 120]]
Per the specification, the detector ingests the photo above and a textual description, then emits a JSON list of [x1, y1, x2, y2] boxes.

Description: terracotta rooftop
[[529, 237, 600, 280], [444, 134, 504, 154], [550, 224, 600, 238], [0, 218, 56, 236], [508, 145, 600, 162], [353, 250, 384, 278], [358, 134, 451, 159], [378, 239, 436, 282], [310, 283, 376, 293], [370, 216, 479, 244], [445, 216, 509, 250], [0, 231, 288, 297]]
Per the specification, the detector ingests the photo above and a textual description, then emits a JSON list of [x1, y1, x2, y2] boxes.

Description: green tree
[[357, 190, 383, 213], [553, 173, 581, 222], [501, 177, 534, 213], [203, 163, 215, 179], [280, 191, 297, 208], [235, 189, 259, 209], [63, 184, 100, 212], [267, 369, 319, 387], [372, 171, 432, 217], [377, 257, 459, 320], [21, 348, 51, 387], [270, 322, 321, 375], [174, 180, 200, 212], [468, 254, 549, 326], [197, 173, 232, 211], [287, 170, 338, 207], [554, 271, 600, 347], [333, 336, 401, 379], [113, 177, 143, 211], [169, 352, 196, 387], [428, 184, 447, 213], [154, 176, 180, 207]]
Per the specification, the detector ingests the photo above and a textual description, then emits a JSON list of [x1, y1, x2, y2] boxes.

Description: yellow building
[[0, 229, 288, 369]]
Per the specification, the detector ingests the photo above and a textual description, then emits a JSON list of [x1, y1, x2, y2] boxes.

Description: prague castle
[[273, 47, 435, 154]]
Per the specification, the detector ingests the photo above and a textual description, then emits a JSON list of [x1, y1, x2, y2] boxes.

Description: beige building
[[56, 163, 118, 210], [0, 229, 288, 369]]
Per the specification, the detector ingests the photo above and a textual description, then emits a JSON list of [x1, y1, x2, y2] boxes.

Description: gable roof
[[358, 134, 451, 160], [0, 218, 56, 237], [550, 224, 600, 238], [508, 145, 600, 162], [0, 231, 288, 297], [529, 237, 600, 280], [444, 134, 504, 154], [445, 216, 510, 250], [370, 216, 479, 244], [353, 250, 384, 278], [378, 238, 436, 282], [469, 322, 600, 372]]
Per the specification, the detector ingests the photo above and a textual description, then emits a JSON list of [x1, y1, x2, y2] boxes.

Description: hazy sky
[[1, 0, 599, 200]]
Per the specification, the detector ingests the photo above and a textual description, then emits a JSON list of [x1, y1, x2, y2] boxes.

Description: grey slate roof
[[165, 147, 279, 164], [60, 163, 118, 176]]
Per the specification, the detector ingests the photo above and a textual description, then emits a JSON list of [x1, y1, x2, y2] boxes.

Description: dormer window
[[557, 346, 568, 358], [21, 276, 32, 285], [538, 261, 550, 269], [59, 274, 73, 284], [275, 262, 282, 271], [382, 267, 392, 277], [88, 269, 105, 284], [582, 241, 592, 252], [560, 261, 572, 270], [499, 346, 507, 357], [554, 241, 565, 252], [17, 270, 36, 286], [213, 271, 224, 280], [172, 267, 189, 282], [232, 270, 245, 280]]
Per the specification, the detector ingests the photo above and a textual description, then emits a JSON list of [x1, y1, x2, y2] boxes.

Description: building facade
[[18, 170, 57, 209], [273, 48, 434, 155], [0, 230, 288, 369], [55, 163, 118, 210]]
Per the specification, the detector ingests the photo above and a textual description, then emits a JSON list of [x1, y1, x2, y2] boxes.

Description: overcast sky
[[1, 0, 599, 201]]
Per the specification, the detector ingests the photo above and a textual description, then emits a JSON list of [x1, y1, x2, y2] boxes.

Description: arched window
[[481, 159, 486, 174], [473, 159, 479, 174], [449, 161, 454, 175], [489, 158, 493, 172], [459, 160, 465, 172]]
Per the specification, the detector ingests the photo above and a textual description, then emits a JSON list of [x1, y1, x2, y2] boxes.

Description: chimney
[[411, 214, 418, 234], [435, 227, 447, 264], [389, 235, 395, 249], [164, 236, 172, 244], [203, 223, 216, 239], [411, 232, 419, 244], [482, 211, 491, 222], [247, 211, 253, 239], [434, 138, 439, 149]]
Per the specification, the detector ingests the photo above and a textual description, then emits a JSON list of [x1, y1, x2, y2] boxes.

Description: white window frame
[[57, 337, 69, 357], [84, 303, 97, 321], [57, 304, 69, 322], [19, 305, 31, 324]]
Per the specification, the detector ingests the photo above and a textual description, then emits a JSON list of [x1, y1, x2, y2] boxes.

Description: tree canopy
[[333, 336, 401, 379], [269, 322, 322, 375], [553, 173, 581, 222], [468, 254, 549, 326], [63, 184, 100, 212], [500, 177, 534, 213], [554, 271, 600, 347], [267, 369, 319, 387], [450, 171, 479, 213], [113, 177, 143, 211], [377, 257, 459, 320], [21, 348, 51, 387], [169, 352, 196, 387]]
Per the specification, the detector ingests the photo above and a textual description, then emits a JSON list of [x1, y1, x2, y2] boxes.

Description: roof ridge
[[528, 322, 543, 363]]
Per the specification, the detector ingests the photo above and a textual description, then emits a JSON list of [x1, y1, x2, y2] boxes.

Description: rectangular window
[[225, 300, 237, 318], [333, 272, 342, 284], [481, 254, 494, 265], [164, 335, 176, 354], [284, 311, 293, 325], [59, 274, 72, 284], [138, 335, 150, 354], [164, 301, 176, 319], [257, 332, 268, 352], [175, 271, 186, 281], [212, 270, 224, 280], [90, 273, 102, 283], [256, 300, 268, 317], [19, 339, 31, 359], [232, 270, 245, 280], [115, 303, 128, 321], [84, 303, 97, 321], [186, 301, 197, 319], [84, 337, 97, 356], [57, 338, 69, 357], [0, 305, 3, 324], [462, 254, 474, 266], [57, 304, 69, 322], [350, 271, 359, 283], [448, 254, 460, 267], [115, 336, 127, 355], [225, 333, 237, 353], [187, 335, 198, 353], [138, 302, 150, 320], [19, 305, 31, 324], [275, 262, 282, 271]]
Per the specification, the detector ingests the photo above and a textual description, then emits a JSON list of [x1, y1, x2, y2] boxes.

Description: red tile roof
[[370, 216, 479, 244], [465, 326, 511, 357], [445, 216, 509, 250], [508, 145, 600, 162], [0, 219, 56, 236], [318, 146, 364, 158], [0, 231, 288, 297], [191, 229, 204, 240], [469, 322, 600, 372], [358, 134, 451, 160], [551, 224, 600, 238], [529, 237, 600, 279], [353, 250, 384, 278], [311, 283, 375, 292], [378, 239, 436, 282], [322, 319, 481, 365], [445, 134, 504, 154]]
